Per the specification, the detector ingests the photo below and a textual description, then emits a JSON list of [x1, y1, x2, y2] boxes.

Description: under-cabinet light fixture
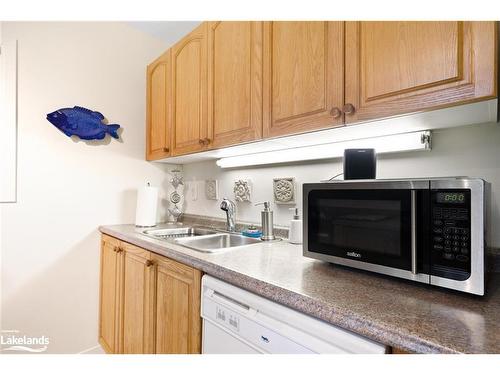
[[216, 130, 431, 169]]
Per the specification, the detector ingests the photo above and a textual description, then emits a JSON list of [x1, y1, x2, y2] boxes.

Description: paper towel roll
[[135, 183, 158, 227]]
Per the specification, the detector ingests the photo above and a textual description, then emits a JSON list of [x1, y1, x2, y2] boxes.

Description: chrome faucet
[[220, 198, 236, 232]]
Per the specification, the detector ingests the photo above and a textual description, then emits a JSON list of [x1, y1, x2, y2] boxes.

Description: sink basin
[[142, 226, 262, 253], [143, 227, 218, 240], [174, 233, 261, 253]]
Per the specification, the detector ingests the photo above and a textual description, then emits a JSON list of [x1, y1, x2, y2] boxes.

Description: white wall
[[182, 122, 500, 247], [0, 24, 18, 202], [0, 22, 176, 353], [127, 21, 201, 45]]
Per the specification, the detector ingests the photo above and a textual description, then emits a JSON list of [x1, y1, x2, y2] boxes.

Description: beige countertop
[[99, 223, 500, 354]]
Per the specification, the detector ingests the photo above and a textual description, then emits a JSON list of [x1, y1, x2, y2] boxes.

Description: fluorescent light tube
[[216, 131, 431, 169]]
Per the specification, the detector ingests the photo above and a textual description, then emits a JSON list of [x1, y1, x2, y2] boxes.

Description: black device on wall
[[343, 149, 377, 180]]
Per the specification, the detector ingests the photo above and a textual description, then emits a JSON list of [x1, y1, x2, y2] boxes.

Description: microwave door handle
[[411, 190, 417, 275]]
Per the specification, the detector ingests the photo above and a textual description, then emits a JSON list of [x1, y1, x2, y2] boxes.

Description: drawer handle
[[342, 103, 355, 115], [198, 139, 205, 145], [330, 107, 342, 119], [145, 260, 155, 267], [162, 147, 169, 152]]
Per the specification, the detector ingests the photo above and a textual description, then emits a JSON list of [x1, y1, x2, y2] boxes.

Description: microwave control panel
[[430, 190, 471, 280]]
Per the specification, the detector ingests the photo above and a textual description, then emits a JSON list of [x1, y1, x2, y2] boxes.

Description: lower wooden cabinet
[[153, 254, 202, 354], [391, 347, 412, 354], [121, 242, 156, 354], [98, 235, 202, 354], [99, 234, 122, 354]]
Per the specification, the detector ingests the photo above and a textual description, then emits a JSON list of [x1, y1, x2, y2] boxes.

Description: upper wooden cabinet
[[171, 23, 209, 156], [146, 50, 171, 160], [145, 21, 497, 160], [263, 21, 345, 138], [344, 21, 497, 123], [208, 21, 264, 148]]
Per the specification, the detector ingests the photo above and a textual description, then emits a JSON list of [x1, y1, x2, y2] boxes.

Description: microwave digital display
[[436, 192, 466, 204]]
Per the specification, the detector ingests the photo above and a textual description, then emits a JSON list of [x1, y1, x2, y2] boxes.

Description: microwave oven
[[303, 178, 488, 295]]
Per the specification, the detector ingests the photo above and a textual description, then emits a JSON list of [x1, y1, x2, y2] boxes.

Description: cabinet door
[[344, 21, 497, 123], [121, 242, 155, 354], [208, 21, 263, 148], [171, 23, 209, 156], [99, 235, 123, 354], [263, 21, 344, 138], [153, 254, 202, 354], [146, 50, 172, 160]]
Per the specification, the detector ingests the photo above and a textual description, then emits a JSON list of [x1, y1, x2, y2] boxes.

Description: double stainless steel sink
[[143, 227, 217, 239], [142, 226, 261, 253]]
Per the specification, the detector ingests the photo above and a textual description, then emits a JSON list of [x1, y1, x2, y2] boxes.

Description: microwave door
[[306, 188, 430, 282], [330, 213, 402, 259]]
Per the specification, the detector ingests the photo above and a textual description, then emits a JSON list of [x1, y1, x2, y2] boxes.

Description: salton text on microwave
[[346, 251, 362, 258]]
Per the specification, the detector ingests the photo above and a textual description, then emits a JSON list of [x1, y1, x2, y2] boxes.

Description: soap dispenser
[[288, 207, 303, 244], [255, 201, 276, 241]]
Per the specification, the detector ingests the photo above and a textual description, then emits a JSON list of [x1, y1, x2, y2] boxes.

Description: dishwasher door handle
[[204, 288, 251, 313]]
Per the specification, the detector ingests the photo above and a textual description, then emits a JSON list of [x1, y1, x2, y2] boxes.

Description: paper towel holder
[[135, 182, 159, 228]]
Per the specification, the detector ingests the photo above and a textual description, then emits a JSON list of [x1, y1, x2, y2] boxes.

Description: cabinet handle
[[330, 107, 342, 119], [199, 138, 211, 146], [116, 247, 124, 253], [113, 246, 118, 253], [162, 147, 169, 152], [342, 103, 355, 115], [145, 260, 155, 267]]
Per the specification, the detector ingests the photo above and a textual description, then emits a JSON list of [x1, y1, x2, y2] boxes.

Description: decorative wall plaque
[[273, 177, 296, 205], [234, 179, 251, 203]]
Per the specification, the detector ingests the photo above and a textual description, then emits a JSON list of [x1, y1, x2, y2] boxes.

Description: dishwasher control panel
[[216, 305, 240, 332], [202, 288, 313, 353]]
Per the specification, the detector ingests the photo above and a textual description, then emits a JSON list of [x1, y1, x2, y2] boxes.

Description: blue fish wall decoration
[[46, 106, 121, 140]]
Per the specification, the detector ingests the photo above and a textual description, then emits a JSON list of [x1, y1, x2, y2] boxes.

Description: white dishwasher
[[201, 275, 386, 354]]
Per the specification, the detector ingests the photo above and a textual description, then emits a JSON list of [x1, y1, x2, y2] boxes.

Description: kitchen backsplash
[[181, 213, 289, 239]]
